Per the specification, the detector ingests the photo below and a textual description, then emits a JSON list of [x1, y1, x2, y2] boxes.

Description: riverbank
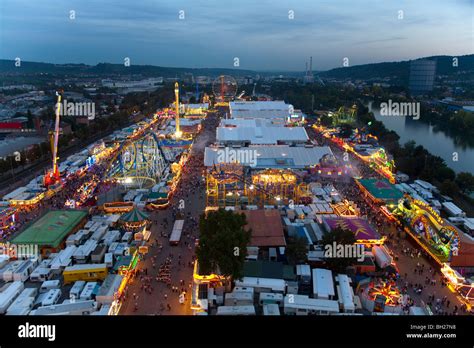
[[367, 101, 474, 174], [356, 103, 474, 216]]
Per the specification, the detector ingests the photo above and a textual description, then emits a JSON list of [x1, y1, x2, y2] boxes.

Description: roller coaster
[[106, 130, 168, 189], [394, 196, 460, 262]]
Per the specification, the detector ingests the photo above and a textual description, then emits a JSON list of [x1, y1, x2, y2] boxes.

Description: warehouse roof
[[11, 210, 87, 247], [242, 209, 286, 247], [217, 125, 308, 144], [229, 101, 292, 120], [220, 119, 278, 128], [204, 145, 333, 168], [230, 109, 290, 120], [229, 100, 289, 111]]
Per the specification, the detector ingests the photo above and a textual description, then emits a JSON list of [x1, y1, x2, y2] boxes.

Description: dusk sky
[[0, 0, 472, 71]]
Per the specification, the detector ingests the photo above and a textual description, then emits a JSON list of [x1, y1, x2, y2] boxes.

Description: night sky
[[1, 0, 472, 70]]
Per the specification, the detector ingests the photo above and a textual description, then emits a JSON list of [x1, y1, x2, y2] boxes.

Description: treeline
[[269, 83, 362, 111], [420, 106, 474, 147]]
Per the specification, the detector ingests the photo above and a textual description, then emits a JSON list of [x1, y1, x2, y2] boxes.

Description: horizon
[[0, 0, 472, 71], [1, 53, 472, 74]]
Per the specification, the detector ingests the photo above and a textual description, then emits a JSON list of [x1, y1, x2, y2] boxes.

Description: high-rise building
[[409, 59, 436, 95]]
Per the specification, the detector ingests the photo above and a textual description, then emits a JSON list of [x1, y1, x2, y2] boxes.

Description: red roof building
[[242, 209, 286, 247]]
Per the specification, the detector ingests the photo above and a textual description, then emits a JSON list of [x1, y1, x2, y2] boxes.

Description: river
[[367, 101, 474, 174]]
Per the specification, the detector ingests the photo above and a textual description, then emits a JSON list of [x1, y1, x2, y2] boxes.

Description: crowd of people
[[307, 123, 471, 315], [1, 161, 114, 241], [122, 111, 218, 315]]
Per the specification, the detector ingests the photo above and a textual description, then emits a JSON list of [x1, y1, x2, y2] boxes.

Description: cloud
[[0, 0, 472, 70]]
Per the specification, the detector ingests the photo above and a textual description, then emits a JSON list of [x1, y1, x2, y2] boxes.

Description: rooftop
[[242, 209, 286, 247], [356, 178, 404, 203], [204, 145, 333, 169], [229, 100, 290, 111], [323, 217, 381, 241], [312, 268, 335, 298], [11, 210, 87, 247], [217, 125, 308, 145], [243, 260, 296, 280], [229, 101, 292, 120]]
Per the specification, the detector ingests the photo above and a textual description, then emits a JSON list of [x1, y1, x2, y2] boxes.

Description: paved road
[[120, 112, 218, 315]]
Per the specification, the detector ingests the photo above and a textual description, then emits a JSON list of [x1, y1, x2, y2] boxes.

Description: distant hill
[[0, 60, 258, 78], [1, 54, 473, 81], [319, 54, 474, 81]]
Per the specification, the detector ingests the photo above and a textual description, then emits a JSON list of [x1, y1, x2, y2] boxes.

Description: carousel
[[359, 278, 404, 313], [119, 207, 150, 231]]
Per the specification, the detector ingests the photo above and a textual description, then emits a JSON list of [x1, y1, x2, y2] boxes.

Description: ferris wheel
[[212, 75, 238, 101]]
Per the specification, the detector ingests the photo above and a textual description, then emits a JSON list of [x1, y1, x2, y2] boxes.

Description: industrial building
[[229, 101, 293, 124], [204, 145, 334, 169], [409, 59, 436, 95], [216, 119, 308, 146]]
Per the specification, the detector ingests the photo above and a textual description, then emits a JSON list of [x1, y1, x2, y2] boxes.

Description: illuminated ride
[[367, 148, 395, 182], [206, 163, 244, 207], [394, 197, 460, 263], [113, 132, 167, 189], [44, 91, 63, 188], [119, 207, 150, 231], [441, 264, 474, 307], [367, 279, 402, 307], [250, 169, 309, 206], [316, 115, 396, 183], [212, 75, 237, 104], [312, 153, 348, 177], [206, 165, 310, 208], [0, 207, 16, 231], [330, 104, 357, 126]]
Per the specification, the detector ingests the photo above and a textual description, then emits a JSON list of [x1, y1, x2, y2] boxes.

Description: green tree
[[321, 227, 357, 273], [286, 237, 308, 265], [440, 179, 459, 196], [455, 172, 474, 194], [196, 209, 251, 280]]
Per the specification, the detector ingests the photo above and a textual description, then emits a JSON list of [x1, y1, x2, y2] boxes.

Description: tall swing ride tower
[[174, 82, 182, 139]]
